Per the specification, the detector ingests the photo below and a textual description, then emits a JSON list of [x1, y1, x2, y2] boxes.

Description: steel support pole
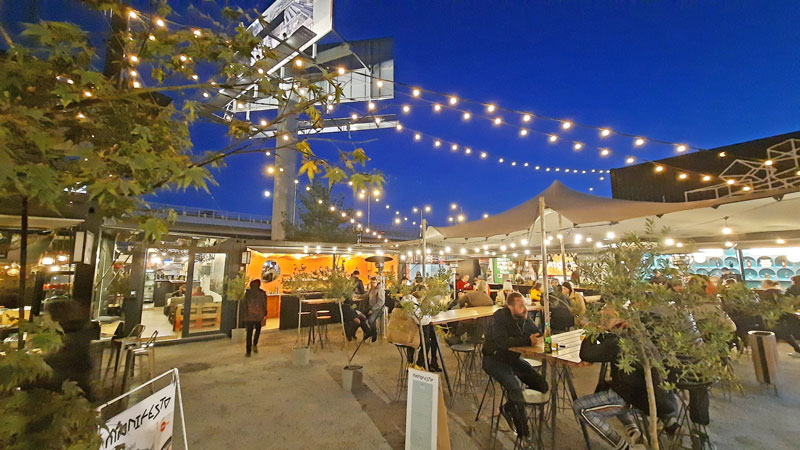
[[539, 197, 550, 334], [421, 218, 427, 278], [271, 68, 298, 241], [559, 214, 567, 284]]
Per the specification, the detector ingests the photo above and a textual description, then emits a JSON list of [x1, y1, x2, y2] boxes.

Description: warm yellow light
[[337, 67, 346, 75], [520, 128, 528, 136], [483, 213, 489, 219], [499, 158, 504, 163], [294, 59, 303, 67], [655, 166, 664, 173], [493, 117, 502, 126], [394, 218, 401, 224], [626, 157, 635, 164], [777, 238, 786, 245], [403, 105, 410, 113], [259, 119, 268, 127], [606, 231, 615, 239], [424, 206, 431, 212], [356, 211, 363, 217], [765, 160, 774, 166], [412, 88, 421, 97], [634, 138, 645, 146], [372, 189, 380, 197], [678, 173, 688, 180], [148, 34, 155, 41], [351, 113, 358, 120], [368, 102, 375, 110], [129, 55, 139, 63], [374, 117, 382, 125], [562, 121, 572, 130], [414, 133, 422, 141], [480, 152, 487, 159], [726, 179, 735, 185], [742, 186, 751, 192], [457, 214, 465, 222], [433, 104, 442, 112], [465, 148, 472, 154], [266, 166, 275, 174], [722, 226, 732, 235], [191, 74, 199, 80], [450, 203, 457, 210], [702, 175, 711, 181], [724, 241, 733, 247], [718, 151, 727, 157], [451, 143, 458, 151], [434, 140, 441, 147], [573, 143, 583, 151], [463, 112, 471, 120], [449, 96, 458, 105], [263, 190, 271, 198], [600, 128, 611, 137], [132, 81, 141, 88], [522, 114, 532, 122], [376, 80, 384, 87], [192, 29, 201, 37], [676, 144, 687, 152], [600, 149, 610, 156], [396, 124, 403, 131], [128, 10, 137, 19], [549, 135, 558, 143]]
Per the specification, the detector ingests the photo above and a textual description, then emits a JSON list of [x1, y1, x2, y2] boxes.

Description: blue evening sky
[[6, 1, 800, 227]]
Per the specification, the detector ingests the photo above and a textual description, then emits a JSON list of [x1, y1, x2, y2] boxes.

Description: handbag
[[386, 308, 421, 348]]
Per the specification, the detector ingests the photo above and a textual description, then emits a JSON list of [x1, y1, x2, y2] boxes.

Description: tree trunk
[[641, 350, 660, 449], [18, 197, 28, 349]]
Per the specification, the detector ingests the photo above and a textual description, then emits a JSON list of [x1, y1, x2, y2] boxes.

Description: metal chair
[[315, 310, 332, 349], [104, 323, 144, 390], [494, 383, 550, 450], [127, 331, 159, 392]]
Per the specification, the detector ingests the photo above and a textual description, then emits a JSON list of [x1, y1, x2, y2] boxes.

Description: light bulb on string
[[433, 104, 442, 112], [548, 135, 558, 143], [573, 142, 583, 151], [412, 88, 421, 97], [522, 114, 532, 122], [463, 111, 471, 120], [600, 128, 611, 137], [519, 128, 528, 136], [634, 138, 645, 147], [449, 96, 458, 105], [561, 121, 572, 130]]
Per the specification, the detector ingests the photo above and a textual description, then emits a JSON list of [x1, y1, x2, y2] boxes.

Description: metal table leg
[[564, 367, 593, 450], [433, 330, 453, 396], [550, 361, 558, 449]]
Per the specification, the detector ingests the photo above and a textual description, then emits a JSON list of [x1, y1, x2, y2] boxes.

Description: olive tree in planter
[[580, 226, 737, 449], [225, 270, 249, 344], [386, 271, 452, 371]]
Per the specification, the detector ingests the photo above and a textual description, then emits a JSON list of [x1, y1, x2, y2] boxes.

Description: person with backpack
[[241, 279, 267, 357]]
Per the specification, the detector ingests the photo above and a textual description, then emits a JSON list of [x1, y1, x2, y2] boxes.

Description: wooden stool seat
[[317, 315, 332, 320]]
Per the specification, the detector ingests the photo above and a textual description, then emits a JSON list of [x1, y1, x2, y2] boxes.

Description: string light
[[519, 128, 528, 136], [626, 157, 635, 164], [155, 18, 165, 27], [493, 117, 502, 126], [449, 96, 458, 105], [634, 138, 645, 146], [463, 111, 471, 120], [573, 143, 583, 151], [548, 135, 558, 143], [561, 121, 572, 130], [600, 128, 611, 137], [433, 104, 442, 112], [487, 104, 496, 113], [412, 88, 421, 97], [402, 105, 410, 113], [676, 145, 687, 152]]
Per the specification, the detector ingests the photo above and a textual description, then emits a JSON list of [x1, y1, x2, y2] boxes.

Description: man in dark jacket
[[241, 279, 267, 357], [574, 332, 678, 449], [482, 292, 547, 437]]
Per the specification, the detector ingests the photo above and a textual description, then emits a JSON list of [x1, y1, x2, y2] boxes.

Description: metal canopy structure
[[684, 138, 800, 201]]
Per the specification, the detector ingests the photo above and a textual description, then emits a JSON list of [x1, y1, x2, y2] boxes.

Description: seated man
[[482, 292, 548, 438], [458, 281, 494, 308], [342, 296, 371, 341], [574, 328, 678, 450]]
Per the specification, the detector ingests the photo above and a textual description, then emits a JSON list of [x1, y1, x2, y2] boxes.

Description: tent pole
[[559, 214, 567, 284], [539, 197, 550, 336], [421, 218, 427, 278]]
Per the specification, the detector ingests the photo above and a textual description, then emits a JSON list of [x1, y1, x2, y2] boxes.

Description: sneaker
[[788, 352, 800, 359], [253, 345, 258, 353], [500, 402, 516, 433], [245, 351, 251, 358], [371, 329, 378, 342]]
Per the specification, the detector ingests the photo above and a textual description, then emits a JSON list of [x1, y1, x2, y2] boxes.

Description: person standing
[[352, 270, 366, 296], [241, 279, 267, 357], [361, 276, 385, 342]]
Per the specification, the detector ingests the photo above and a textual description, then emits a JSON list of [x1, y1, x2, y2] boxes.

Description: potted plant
[[580, 224, 737, 449], [225, 270, 249, 344]]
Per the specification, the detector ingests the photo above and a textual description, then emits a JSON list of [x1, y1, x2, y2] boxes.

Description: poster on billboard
[[99, 381, 178, 450]]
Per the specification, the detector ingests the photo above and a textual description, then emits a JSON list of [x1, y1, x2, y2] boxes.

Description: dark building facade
[[610, 130, 800, 202]]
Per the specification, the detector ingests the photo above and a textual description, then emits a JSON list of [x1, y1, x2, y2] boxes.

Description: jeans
[[573, 389, 637, 450], [366, 307, 383, 331], [245, 321, 261, 353]]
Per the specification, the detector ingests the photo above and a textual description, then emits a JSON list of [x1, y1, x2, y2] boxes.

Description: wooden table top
[[430, 304, 542, 325], [510, 329, 588, 367]]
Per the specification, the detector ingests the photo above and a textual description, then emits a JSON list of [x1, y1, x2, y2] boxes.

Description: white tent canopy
[[422, 181, 800, 250]]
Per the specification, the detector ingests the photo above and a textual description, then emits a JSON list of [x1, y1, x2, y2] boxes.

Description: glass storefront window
[[188, 253, 226, 332], [145, 248, 189, 340]]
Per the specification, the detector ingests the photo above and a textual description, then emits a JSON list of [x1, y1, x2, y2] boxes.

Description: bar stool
[[668, 381, 714, 450], [300, 311, 314, 345], [104, 323, 144, 391], [493, 384, 550, 450], [127, 331, 159, 392], [449, 342, 478, 407], [315, 310, 332, 349], [393, 343, 414, 401]]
